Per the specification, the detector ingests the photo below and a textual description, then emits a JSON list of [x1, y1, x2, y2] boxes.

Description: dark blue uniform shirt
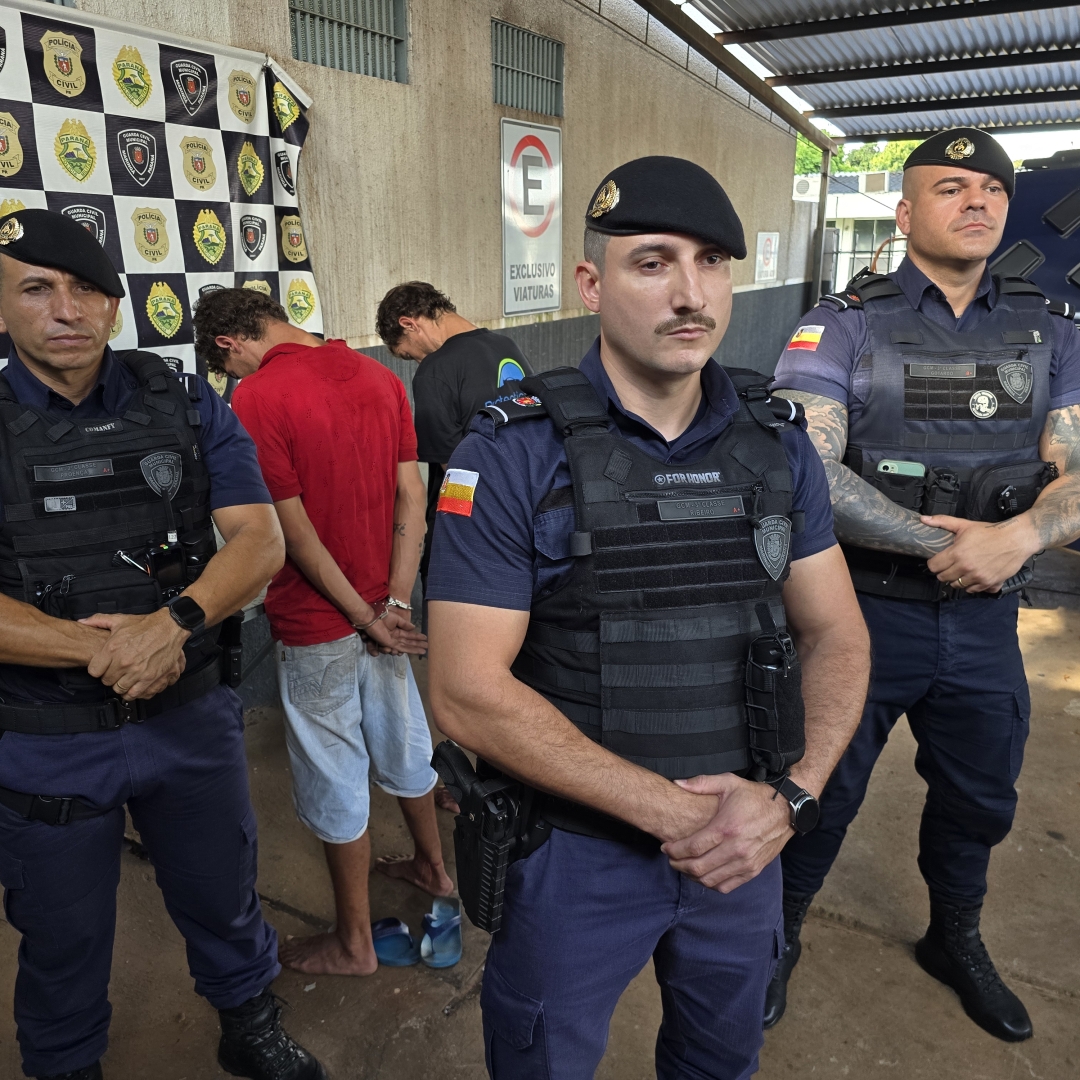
[[772, 257, 1080, 418], [426, 341, 836, 611]]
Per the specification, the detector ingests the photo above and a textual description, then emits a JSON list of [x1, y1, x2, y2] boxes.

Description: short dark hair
[[376, 281, 456, 349], [583, 228, 609, 272], [193, 287, 289, 375]]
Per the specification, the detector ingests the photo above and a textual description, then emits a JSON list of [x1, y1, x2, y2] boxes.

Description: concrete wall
[[78, 0, 814, 353]]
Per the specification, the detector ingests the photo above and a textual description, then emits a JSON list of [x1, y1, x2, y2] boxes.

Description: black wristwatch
[[165, 595, 206, 636], [768, 776, 820, 835]]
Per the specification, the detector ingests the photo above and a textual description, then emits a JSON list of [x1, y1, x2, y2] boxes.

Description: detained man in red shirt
[[193, 289, 454, 976]]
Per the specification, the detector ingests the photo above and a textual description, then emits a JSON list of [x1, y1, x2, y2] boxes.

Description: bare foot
[[374, 854, 455, 897], [434, 786, 461, 814], [278, 931, 378, 976]]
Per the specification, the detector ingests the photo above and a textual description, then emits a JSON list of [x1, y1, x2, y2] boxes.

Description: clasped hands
[[78, 608, 190, 701], [920, 513, 1040, 593], [350, 598, 427, 657], [658, 773, 794, 894]]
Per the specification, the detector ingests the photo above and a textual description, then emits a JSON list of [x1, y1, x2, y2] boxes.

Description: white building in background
[[795, 171, 907, 292]]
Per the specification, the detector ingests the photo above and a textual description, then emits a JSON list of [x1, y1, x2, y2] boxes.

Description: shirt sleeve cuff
[[790, 532, 838, 563], [1048, 392, 1080, 411], [266, 481, 303, 502], [770, 373, 850, 405]]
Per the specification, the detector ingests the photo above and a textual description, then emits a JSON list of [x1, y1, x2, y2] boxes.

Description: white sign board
[[501, 118, 561, 316], [755, 231, 780, 283]]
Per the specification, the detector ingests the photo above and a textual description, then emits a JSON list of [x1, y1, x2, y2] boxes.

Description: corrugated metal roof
[[688, 1, 1080, 139]]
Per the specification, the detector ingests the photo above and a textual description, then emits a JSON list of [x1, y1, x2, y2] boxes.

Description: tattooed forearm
[[774, 389, 953, 557], [393, 522, 406, 536], [1029, 404, 1080, 549]]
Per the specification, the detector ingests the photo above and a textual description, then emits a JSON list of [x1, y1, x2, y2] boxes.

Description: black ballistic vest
[[503, 367, 799, 783], [827, 272, 1065, 599], [0, 351, 217, 704]]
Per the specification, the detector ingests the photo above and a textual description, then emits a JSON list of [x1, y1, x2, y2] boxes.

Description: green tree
[[795, 134, 823, 174], [795, 135, 922, 175]]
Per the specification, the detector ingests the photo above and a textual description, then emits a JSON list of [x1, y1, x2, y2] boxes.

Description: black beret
[[0, 208, 125, 296], [903, 128, 1015, 200], [585, 156, 747, 260]]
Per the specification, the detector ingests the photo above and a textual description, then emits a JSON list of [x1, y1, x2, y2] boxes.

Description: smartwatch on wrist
[[165, 595, 206, 636], [768, 775, 820, 835]]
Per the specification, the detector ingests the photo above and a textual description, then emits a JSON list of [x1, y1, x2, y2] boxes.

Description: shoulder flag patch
[[437, 469, 480, 517], [788, 325, 824, 352]]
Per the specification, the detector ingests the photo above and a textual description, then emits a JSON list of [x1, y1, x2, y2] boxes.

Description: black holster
[[744, 604, 805, 782], [431, 741, 550, 933]]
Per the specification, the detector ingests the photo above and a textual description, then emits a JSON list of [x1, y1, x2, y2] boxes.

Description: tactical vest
[[497, 367, 804, 802], [824, 272, 1065, 599], [0, 351, 219, 724]]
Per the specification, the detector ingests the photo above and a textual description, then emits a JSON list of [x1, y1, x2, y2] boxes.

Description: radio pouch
[[923, 468, 961, 518], [744, 604, 806, 782]]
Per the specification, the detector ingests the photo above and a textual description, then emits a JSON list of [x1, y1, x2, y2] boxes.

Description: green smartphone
[[877, 459, 926, 477]]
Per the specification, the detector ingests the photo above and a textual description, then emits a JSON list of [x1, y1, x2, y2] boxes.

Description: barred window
[[491, 21, 563, 117], [290, 0, 407, 83]]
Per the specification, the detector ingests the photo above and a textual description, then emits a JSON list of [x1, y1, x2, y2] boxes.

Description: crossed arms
[[428, 545, 869, 893], [775, 390, 1080, 591]]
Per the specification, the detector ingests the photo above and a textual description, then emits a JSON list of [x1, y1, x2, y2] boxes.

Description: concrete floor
[[2, 607, 1078, 1079]]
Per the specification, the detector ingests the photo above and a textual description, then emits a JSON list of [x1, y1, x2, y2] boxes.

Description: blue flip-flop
[[420, 898, 462, 969], [372, 917, 420, 967]]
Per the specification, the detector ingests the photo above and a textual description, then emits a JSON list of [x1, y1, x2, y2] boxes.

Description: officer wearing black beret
[[0, 210, 326, 1079], [424, 157, 870, 1078], [768, 127, 1080, 1040]]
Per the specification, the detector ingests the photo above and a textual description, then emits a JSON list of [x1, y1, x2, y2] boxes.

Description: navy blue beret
[[903, 128, 1014, 200], [584, 156, 747, 260], [0, 208, 125, 296]]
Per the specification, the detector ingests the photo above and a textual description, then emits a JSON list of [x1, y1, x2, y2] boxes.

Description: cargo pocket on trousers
[[1010, 683, 1031, 781], [238, 809, 259, 912], [481, 963, 548, 1078]]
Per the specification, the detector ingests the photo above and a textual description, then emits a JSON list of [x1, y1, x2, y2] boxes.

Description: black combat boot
[[915, 899, 1032, 1042], [763, 890, 815, 1029], [218, 989, 329, 1079], [37, 1065, 103, 1080]]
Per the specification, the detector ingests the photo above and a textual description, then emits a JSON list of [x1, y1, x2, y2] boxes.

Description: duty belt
[[0, 655, 222, 735]]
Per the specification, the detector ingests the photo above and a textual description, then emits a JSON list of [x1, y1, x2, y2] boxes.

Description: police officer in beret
[[768, 128, 1080, 1040], [0, 210, 326, 1079], [425, 157, 870, 1078]]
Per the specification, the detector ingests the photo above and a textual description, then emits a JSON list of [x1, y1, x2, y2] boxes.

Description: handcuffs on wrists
[[357, 596, 411, 631]]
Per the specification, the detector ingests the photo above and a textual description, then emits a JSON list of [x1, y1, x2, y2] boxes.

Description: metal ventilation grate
[[492, 20, 564, 117], [290, 0, 407, 83]]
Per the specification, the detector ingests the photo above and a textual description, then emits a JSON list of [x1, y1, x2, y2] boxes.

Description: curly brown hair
[[375, 281, 457, 349], [193, 287, 289, 375]]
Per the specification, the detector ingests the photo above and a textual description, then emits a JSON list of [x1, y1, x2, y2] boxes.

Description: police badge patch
[[113, 45, 152, 108], [997, 360, 1033, 404], [41, 31, 86, 98], [146, 280, 183, 338], [237, 140, 265, 197], [286, 278, 316, 325], [192, 207, 227, 265], [63, 204, 106, 246], [140, 452, 183, 501], [969, 389, 999, 418], [280, 214, 307, 263], [274, 150, 295, 197], [170, 60, 208, 116], [55, 118, 96, 182], [240, 214, 266, 259], [131, 206, 169, 263], [0, 112, 23, 180], [118, 128, 157, 186], [179, 135, 217, 191], [754, 516, 791, 581], [228, 70, 257, 124]]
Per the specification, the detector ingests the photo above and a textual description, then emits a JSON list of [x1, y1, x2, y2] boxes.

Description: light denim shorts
[[275, 634, 437, 844]]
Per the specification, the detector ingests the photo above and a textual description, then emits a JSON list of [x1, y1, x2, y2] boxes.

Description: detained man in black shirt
[[376, 281, 533, 588]]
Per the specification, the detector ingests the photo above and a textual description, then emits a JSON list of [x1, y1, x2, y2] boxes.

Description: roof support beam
[[810, 86, 1080, 119], [767, 47, 1080, 87], [630, 0, 836, 151], [839, 121, 1080, 141], [715, 0, 1079, 46]]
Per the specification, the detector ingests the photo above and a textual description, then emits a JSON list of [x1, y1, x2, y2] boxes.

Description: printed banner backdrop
[[0, 2, 322, 375]]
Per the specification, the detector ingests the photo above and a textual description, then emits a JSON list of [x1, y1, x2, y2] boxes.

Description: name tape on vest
[[908, 363, 976, 380], [33, 459, 114, 482], [657, 496, 746, 521]]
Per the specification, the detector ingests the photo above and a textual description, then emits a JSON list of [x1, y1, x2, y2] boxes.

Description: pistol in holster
[[431, 741, 550, 934]]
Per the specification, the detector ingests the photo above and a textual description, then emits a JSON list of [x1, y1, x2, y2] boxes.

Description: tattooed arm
[[922, 404, 1080, 591], [774, 389, 953, 557]]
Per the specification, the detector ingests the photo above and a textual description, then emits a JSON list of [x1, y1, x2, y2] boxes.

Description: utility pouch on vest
[[872, 467, 926, 511], [744, 604, 805, 782], [431, 741, 551, 933], [922, 468, 961, 518], [966, 460, 1057, 522], [36, 565, 162, 619]]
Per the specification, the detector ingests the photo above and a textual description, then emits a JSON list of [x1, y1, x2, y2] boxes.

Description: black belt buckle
[[29, 795, 73, 826], [100, 696, 139, 730]]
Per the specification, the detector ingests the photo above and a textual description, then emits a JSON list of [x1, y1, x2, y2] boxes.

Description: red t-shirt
[[232, 339, 418, 646]]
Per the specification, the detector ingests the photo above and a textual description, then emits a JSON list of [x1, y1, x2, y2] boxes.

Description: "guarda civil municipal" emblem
[[113, 45, 152, 108], [131, 206, 169, 262], [41, 30, 85, 97], [754, 515, 791, 581], [55, 118, 96, 182], [192, 207, 227, 265], [146, 281, 183, 338]]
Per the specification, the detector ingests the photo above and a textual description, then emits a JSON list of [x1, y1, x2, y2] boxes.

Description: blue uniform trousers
[[781, 593, 1030, 906], [0, 686, 280, 1077], [481, 827, 783, 1080]]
